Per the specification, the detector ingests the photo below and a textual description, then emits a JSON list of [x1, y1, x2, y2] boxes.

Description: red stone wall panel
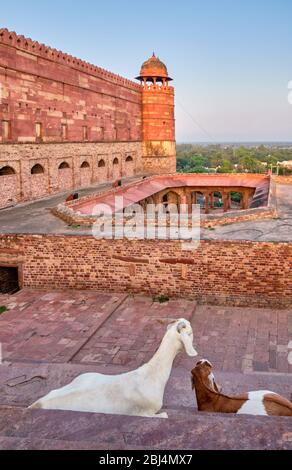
[[0, 235, 291, 308], [30, 174, 49, 199], [0, 174, 19, 207]]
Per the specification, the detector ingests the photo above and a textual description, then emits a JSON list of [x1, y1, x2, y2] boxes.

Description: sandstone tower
[[137, 54, 176, 174]]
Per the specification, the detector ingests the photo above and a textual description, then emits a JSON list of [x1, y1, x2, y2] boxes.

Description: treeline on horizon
[[176, 144, 292, 174]]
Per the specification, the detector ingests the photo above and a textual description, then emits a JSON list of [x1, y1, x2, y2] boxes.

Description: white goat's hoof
[[156, 412, 168, 419]]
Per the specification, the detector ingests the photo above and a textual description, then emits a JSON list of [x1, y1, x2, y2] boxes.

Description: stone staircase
[[0, 362, 291, 450]]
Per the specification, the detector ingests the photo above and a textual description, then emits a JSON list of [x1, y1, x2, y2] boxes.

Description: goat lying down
[[29, 319, 198, 418], [192, 360, 292, 417]]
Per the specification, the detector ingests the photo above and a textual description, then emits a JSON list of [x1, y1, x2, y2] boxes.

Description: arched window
[[126, 156, 133, 163], [98, 159, 105, 168], [31, 164, 44, 175], [58, 162, 70, 170], [113, 158, 119, 165], [0, 166, 16, 176], [81, 161, 90, 169]]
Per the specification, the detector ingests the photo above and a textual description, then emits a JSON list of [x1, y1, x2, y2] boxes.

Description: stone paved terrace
[[0, 290, 291, 450], [0, 177, 291, 242]]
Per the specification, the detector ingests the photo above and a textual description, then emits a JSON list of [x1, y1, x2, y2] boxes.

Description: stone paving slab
[[188, 305, 292, 374], [0, 290, 127, 363], [0, 290, 291, 374], [72, 296, 196, 367], [0, 407, 291, 450]]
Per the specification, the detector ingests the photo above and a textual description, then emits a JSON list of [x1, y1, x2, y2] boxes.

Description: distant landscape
[[176, 144, 292, 175]]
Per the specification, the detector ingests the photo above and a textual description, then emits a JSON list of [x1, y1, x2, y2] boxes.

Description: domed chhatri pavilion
[[136, 53, 172, 82], [137, 53, 176, 175]]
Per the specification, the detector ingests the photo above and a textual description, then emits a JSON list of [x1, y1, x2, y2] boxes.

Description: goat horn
[[177, 321, 187, 333]]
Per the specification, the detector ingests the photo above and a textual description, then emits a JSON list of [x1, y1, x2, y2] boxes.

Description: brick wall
[[0, 234, 291, 308]]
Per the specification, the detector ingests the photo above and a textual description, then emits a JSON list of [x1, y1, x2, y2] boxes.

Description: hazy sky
[[2, 0, 292, 142]]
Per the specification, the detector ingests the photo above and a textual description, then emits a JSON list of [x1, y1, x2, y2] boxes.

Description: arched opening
[[192, 191, 205, 208], [58, 162, 73, 191], [0, 166, 18, 208], [80, 161, 92, 187], [31, 164, 44, 175], [230, 192, 243, 210], [0, 166, 15, 176], [162, 191, 180, 213], [144, 196, 155, 215], [58, 162, 70, 170], [125, 155, 134, 177], [30, 164, 48, 199], [97, 159, 107, 183], [112, 157, 120, 180], [212, 191, 223, 210]]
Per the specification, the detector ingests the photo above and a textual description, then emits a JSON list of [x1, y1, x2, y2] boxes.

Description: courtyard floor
[[0, 289, 291, 450], [0, 179, 291, 242]]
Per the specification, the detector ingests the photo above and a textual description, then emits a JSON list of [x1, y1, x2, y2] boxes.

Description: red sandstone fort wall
[[0, 234, 291, 308], [0, 29, 142, 144], [0, 29, 144, 208]]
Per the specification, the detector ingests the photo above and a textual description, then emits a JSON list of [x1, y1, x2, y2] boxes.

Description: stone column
[[242, 191, 249, 210], [205, 193, 210, 214], [223, 192, 228, 212], [184, 190, 192, 215], [227, 192, 231, 210]]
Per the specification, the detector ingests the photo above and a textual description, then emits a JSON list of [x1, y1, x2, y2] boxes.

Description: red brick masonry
[[0, 234, 291, 308]]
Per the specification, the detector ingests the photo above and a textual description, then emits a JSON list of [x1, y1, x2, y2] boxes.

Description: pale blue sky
[[1, 0, 292, 142]]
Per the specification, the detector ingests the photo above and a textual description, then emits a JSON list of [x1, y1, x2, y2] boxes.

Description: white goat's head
[[159, 318, 198, 357]]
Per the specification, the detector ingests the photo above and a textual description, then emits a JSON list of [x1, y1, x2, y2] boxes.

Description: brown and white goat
[[191, 360, 292, 417]]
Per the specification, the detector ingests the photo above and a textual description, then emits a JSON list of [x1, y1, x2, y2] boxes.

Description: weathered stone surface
[[0, 407, 291, 450]]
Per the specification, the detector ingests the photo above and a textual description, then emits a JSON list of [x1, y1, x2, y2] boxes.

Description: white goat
[[29, 318, 198, 418]]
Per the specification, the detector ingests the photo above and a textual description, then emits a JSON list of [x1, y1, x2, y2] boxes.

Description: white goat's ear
[[180, 332, 198, 357]]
